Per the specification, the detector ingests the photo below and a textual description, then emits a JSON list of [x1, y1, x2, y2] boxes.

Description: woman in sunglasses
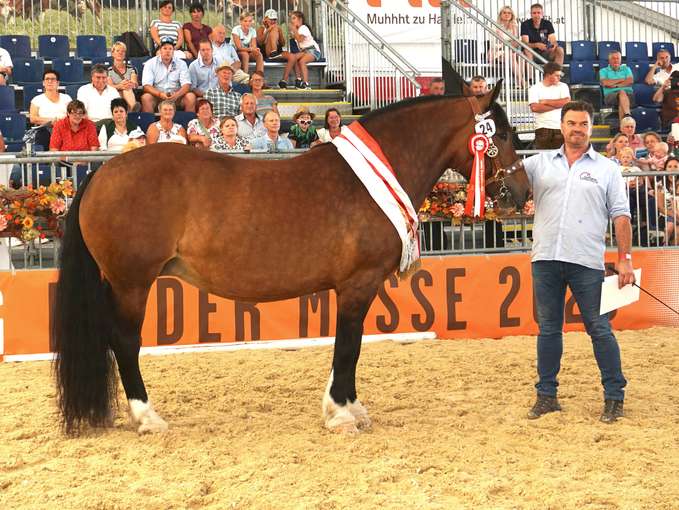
[[288, 106, 318, 149]]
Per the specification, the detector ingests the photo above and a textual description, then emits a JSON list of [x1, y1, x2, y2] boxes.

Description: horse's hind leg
[[110, 284, 168, 434], [323, 276, 379, 433]]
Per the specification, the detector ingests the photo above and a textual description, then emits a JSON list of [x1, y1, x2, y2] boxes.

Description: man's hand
[[534, 42, 547, 51], [617, 259, 635, 289]]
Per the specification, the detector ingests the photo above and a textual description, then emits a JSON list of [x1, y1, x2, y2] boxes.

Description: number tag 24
[[474, 119, 496, 137]]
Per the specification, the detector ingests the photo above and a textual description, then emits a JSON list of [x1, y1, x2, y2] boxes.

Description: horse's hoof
[[347, 400, 371, 430], [353, 413, 372, 430], [137, 417, 168, 434], [329, 421, 360, 434]]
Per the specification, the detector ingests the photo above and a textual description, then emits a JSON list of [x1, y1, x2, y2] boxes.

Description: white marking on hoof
[[322, 371, 359, 434], [347, 399, 371, 430], [129, 399, 168, 434]]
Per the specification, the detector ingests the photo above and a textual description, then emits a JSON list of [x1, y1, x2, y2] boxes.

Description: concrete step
[[264, 88, 344, 103], [277, 101, 353, 118]]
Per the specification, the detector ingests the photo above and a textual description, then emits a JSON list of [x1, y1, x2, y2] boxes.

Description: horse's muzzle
[[487, 158, 528, 215]]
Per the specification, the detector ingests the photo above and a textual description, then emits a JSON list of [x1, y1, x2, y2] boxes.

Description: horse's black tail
[[53, 173, 117, 434]]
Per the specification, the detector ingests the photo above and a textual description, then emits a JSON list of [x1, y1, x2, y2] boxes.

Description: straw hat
[[292, 106, 315, 121]]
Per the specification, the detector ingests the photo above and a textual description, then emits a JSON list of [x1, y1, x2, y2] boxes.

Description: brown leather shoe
[[527, 395, 561, 419], [600, 399, 624, 423]]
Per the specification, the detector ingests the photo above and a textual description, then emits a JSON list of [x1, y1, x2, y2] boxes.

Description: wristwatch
[[620, 253, 632, 261]]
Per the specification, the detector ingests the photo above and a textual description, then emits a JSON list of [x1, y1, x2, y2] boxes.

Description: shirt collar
[[552, 144, 597, 161]]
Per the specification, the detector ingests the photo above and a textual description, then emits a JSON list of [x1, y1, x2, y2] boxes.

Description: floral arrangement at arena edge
[[0, 180, 74, 242], [418, 180, 535, 223]]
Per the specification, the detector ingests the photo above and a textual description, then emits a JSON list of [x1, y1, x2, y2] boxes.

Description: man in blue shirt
[[520, 3, 564, 65], [599, 50, 634, 125], [188, 39, 218, 97], [523, 100, 635, 423], [141, 38, 196, 113]]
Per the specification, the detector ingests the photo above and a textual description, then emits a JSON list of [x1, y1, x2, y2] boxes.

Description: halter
[[465, 97, 524, 208]]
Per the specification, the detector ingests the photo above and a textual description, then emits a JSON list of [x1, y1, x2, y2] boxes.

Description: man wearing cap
[[189, 39, 218, 97], [235, 93, 266, 141], [141, 38, 196, 113], [257, 9, 286, 59], [211, 24, 251, 84], [205, 62, 242, 118]]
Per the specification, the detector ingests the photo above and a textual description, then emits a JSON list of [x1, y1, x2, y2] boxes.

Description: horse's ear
[[442, 57, 471, 97], [476, 79, 503, 111]]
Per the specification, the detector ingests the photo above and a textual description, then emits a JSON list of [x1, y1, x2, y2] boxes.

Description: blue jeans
[[532, 261, 627, 401]]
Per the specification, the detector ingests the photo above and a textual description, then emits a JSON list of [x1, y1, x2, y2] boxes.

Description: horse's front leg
[[323, 279, 378, 433]]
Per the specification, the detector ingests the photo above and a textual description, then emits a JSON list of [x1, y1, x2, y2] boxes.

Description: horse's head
[[471, 83, 530, 214]]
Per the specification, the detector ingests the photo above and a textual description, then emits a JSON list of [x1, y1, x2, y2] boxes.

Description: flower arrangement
[[0, 181, 74, 242], [419, 181, 534, 223]]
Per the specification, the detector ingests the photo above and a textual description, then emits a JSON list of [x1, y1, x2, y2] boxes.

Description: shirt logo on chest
[[579, 171, 598, 184]]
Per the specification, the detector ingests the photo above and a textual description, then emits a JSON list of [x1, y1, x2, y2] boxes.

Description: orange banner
[[1, 252, 678, 359]]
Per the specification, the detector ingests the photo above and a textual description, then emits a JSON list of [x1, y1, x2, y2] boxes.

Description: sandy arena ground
[[1, 327, 679, 510]]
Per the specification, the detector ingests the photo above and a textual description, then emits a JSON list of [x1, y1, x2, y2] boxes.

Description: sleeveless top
[[154, 121, 186, 144]]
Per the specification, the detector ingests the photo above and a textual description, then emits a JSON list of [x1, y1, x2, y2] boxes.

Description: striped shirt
[[151, 19, 182, 44]]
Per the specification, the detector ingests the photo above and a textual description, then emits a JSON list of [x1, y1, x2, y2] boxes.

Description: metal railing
[[317, 0, 421, 110]]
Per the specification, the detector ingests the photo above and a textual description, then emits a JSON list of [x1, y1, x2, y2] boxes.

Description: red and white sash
[[332, 121, 420, 273]]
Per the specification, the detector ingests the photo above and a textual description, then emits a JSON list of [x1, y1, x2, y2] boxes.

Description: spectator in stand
[[183, 2, 212, 60], [0, 129, 5, 152], [652, 71, 679, 130], [187, 99, 221, 149], [141, 39, 196, 113], [520, 3, 564, 65], [107, 42, 139, 112], [599, 50, 634, 126], [638, 132, 667, 170], [250, 110, 293, 151], [644, 49, 679, 87], [211, 24, 251, 84], [189, 39, 218, 98], [279, 11, 321, 90], [428, 77, 445, 95], [528, 62, 570, 149], [257, 9, 286, 59], [50, 100, 99, 181], [608, 116, 644, 156], [78, 64, 121, 124], [606, 133, 629, 163], [98, 98, 140, 151], [235, 93, 265, 141], [0, 44, 13, 86], [147, 100, 188, 144], [663, 158, 679, 245], [469, 75, 487, 96], [213, 116, 250, 152], [249, 71, 278, 115], [488, 6, 525, 88], [232, 11, 264, 75], [205, 63, 242, 118], [150, 0, 184, 56], [315, 107, 345, 144], [29, 70, 71, 126], [288, 106, 319, 148], [619, 147, 641, 178], [121, 128, 146, 152]]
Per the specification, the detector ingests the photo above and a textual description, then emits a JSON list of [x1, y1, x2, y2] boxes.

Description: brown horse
[[54, 83, 530, 435]]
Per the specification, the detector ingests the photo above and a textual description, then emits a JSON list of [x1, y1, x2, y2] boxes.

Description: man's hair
[[67, 99, 86, 114], [91, 64, 108, 76], [470, 75, 486, 83], [560, 100, 594, 121], [607, 50, 622, 59], [198, 38, 211, 47], [620, 116, 636, 127], [530, 3, 543, 10], [189, 2, 204, 13], [240, 92, 256, 104], [657, 49, 671, 57], [430, 77, 444, 85], [110, 97, 128, 112], [543, 62, 561, 76]]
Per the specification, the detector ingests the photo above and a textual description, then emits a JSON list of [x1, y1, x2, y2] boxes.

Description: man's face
[[218, 68, 233, 88], [531, 7, 543, 23], [544, 70, 561, 86], [264, 112, 280, 132], [561, 110, 592, 149], [212, 26, 226, 44], [241, 96, 256, 115], [199, 42, 212, 62], [658, 51, 671, 67], [429, 81, 445, 95], [620, 122, 635, 137], [92, 72, 107, 91], [470, 79, 487, 96], [159, 44, 174, 63], [608, 52, 622, 69]]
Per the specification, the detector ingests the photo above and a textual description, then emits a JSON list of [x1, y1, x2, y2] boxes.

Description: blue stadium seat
[[11, 58, 45, 85], [628, 61, 650, 84], [571, 40, 595, 61], [557, 41, 570, 63], [598, 41, 621, 63], [232, 82, 250, 94], [129, 56, 150, 78], [38, 35, 70, 60], [22, 83, 45, 111], [172, 111, 196, 129], [632, 83, 656, 108], [0, 112, 27, 143], [51, 58, 85, 84], [454, 39, 478, 63], [65, 82, 87, 99], [91, 56, 113, 68], [0, 86, 15, 112], [0, 35, 31, 59], [631, 107, 660, 133], [127, 112, 156, 133], [569, 61, 597, 84], [652, 42, 676, 61], [76, 35, 107, 60], [625, 42, 648, 62]]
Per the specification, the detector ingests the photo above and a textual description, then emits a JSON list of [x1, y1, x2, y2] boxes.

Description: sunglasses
[[299, 120, 312, 126]]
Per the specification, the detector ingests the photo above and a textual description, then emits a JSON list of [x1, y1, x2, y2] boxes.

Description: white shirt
[[98, 124, 131, 151], [77, 83, 121, 123], [0, 47, 12, 70], [652, 63, 679, 86], [31, 93, 72, 120], [297, 25, 319, 51], [528, 81, 570, 130]]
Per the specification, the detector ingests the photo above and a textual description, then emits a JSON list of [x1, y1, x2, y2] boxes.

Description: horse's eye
[[497, 132, 509, 141]]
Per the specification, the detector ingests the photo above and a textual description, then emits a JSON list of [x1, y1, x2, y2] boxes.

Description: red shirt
[[49, 117, 99, 151]]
